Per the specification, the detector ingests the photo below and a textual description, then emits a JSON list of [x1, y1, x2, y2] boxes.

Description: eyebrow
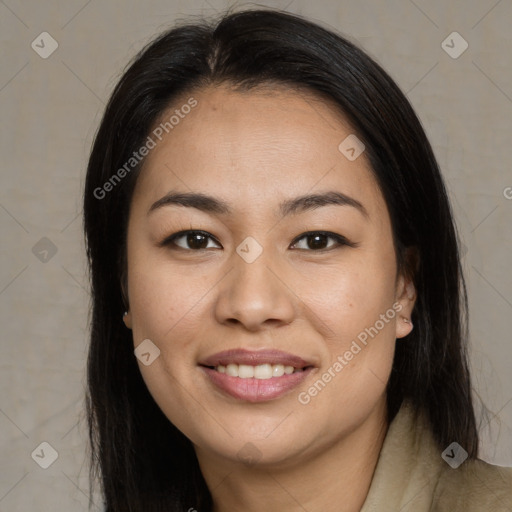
[[148, 190, 368, 219]]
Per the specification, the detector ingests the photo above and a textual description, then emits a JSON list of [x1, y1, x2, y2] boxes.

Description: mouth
[[198, 349, 315, 402]]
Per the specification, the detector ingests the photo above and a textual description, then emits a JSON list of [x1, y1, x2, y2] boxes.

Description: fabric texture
[[360, 401, 512, 511]]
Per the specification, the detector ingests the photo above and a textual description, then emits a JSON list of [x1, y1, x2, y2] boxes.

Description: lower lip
[[200, 366, 313, 402]]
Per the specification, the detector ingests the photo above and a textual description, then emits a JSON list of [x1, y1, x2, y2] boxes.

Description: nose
[[213, 244, 296, 331]]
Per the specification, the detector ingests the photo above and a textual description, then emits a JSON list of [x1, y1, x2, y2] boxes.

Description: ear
[[395, 248, 418, 339], [123, 310, 132, 330], [120, 276, 132, 329]]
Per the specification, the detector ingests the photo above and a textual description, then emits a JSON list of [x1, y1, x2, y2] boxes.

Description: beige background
[[1, 0, 511, 510]]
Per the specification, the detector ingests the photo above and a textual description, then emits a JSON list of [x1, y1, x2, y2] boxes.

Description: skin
[[123, 84, 416, 512]]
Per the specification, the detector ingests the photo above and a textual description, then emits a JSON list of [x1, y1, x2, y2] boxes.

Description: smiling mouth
[[198, 348, 316, 401], [202, 363, 312, 379]]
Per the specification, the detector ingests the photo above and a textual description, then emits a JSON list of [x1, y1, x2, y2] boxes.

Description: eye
[[160, 230, 221, 251], [160, 230, 357, 252], [290, 231, 356, 251]]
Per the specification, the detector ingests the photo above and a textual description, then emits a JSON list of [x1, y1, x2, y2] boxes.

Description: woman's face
[[123, 84, 415, 468]]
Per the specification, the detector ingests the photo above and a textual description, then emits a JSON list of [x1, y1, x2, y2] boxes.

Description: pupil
[[309, 234, 326, 249], [189, 233, 208, 249]]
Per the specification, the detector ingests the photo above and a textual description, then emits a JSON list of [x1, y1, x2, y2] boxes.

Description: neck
[[196, 399, 389, 512]]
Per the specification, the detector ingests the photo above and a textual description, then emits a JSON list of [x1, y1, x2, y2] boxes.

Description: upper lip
[[199, 349, 313, 369]]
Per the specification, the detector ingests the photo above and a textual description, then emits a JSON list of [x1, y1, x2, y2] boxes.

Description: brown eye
[[161, 230, 221, 251], [290, 231, 356, 251]]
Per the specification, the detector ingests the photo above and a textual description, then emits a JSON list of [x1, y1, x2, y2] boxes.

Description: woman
[[82, 8, 512, 512]]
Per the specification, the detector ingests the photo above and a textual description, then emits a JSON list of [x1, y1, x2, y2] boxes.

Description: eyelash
[[159, 230, 358, 252]]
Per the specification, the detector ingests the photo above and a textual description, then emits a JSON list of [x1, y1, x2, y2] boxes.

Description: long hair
[[83, 8, 478, 511]]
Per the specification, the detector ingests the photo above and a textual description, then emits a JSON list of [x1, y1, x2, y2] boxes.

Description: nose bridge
[[214, 235, 296, 329], [232, 235, 282, 301]]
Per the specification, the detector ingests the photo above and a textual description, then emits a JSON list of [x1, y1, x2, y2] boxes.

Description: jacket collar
[[360, 400, 444, 511]]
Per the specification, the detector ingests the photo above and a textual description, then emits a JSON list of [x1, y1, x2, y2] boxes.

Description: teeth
[[226, 364, 238, 377], [254, 364, 272, 379], [273, 365, 285, 377], [214, 363, 302, 379], [239, 364, 255, 378]]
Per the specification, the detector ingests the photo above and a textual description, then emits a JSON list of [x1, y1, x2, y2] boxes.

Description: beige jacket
[[360, 401, 512, 511]]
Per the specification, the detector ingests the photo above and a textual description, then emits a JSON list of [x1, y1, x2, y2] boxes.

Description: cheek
[[127, 254, 210, 341], [291, 249, 398, 397], [127, 262, 213, 435], [291, 249, 397, 339]]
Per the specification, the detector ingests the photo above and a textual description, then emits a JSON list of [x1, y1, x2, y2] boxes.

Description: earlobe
[[396, 314, 414, 339], [123, 311, 132, 329], [120, 276, 132, 329], [395, 275, 416, 339]]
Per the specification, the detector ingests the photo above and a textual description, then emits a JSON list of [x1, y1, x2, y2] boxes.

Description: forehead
[[131, 84, 386, 222]]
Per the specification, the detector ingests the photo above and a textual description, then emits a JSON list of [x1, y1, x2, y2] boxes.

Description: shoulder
[[360, 401, 512, 512], [432, 456, 512, 511]]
